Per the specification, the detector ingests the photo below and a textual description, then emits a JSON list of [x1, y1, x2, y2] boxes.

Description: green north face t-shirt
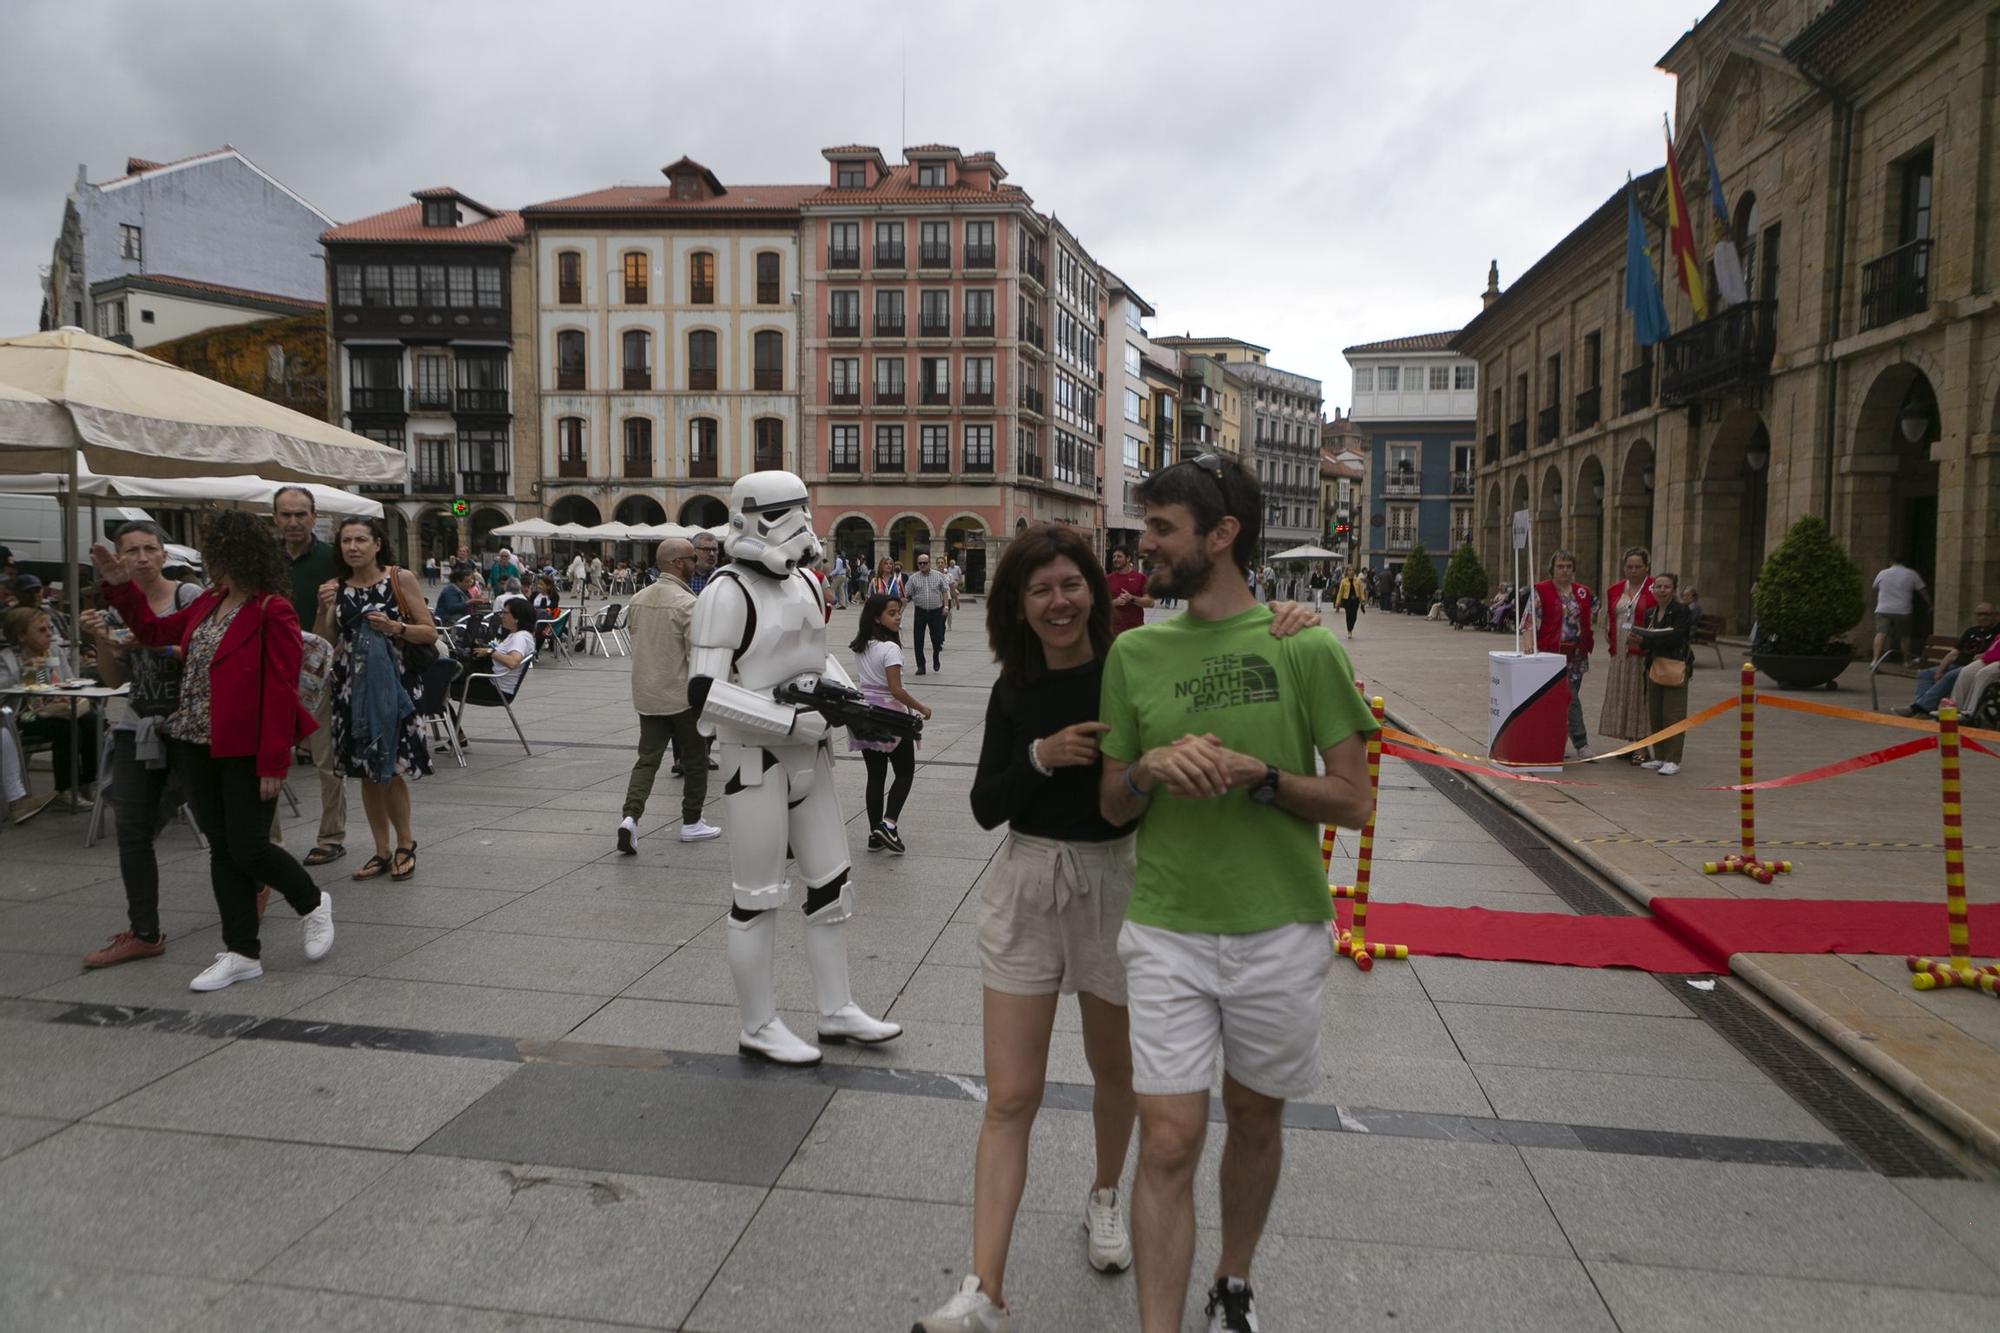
[[1099, 604, 1379, 935]]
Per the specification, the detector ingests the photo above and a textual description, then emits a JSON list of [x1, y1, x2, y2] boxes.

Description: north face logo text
[[1172, 653, 1280, 714]]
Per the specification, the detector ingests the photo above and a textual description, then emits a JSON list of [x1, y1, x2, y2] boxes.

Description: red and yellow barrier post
[[1908, 701, 1993, 996], [1703, 661, 1794, 884], [1328, 695, 1408, 971]]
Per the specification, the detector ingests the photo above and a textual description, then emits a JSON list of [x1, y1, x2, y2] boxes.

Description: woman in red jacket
[[1600, 546, 1658, 762], [92, 511, 334, 993], [1529, 550, 1595, 758]]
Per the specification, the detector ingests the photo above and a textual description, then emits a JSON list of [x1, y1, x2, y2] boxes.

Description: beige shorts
[[977, 831, 1135, 1004], [1118, 919, 1335, 1100]]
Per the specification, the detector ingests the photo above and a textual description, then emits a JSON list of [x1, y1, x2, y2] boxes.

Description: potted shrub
[[1750, 516, 1865, 689], [1441, 543, 1489, 629], [1400, 541, 1439, 614]]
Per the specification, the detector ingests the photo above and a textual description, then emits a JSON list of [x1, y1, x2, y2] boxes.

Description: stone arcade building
[[1458, 0, 1998, 637]]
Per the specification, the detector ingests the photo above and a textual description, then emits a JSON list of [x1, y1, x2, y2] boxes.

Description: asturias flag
[[1664, 119, 1708, 323], [1701, 129, 1749, 308], [1625, 175, 1669, 348]]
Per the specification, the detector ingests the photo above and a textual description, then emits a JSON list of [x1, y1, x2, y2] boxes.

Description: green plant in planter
[[1400, 541, 1439, 610], [1752, 516, 1864, 656], [1442, 543, 1489, 605]]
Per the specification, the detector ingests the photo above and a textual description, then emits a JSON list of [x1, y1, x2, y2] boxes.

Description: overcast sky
[[1, 0, 1695, 409]]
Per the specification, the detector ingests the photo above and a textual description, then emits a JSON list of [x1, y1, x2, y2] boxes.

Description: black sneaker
[[1204, 1278, 1259, 1332], [867, 829, 885, 852], [876, 822, 906, 855]]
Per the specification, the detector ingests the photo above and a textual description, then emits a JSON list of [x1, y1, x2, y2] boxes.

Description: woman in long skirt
[[1599, 546, 1657, 758]]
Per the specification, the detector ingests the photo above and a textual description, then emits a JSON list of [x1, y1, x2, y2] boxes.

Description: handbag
[[1647, 656, 1689, 688], [387, 567, 440, 679]]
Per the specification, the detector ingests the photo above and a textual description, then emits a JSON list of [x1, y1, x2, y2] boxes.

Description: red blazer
[[1531, 580, 1594, 659], [1603, 579, 1660, 658], [108, 580, 316, 778]]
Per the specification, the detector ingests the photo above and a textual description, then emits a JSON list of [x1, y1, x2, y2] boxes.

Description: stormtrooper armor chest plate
[[731, 571, 828, 693]]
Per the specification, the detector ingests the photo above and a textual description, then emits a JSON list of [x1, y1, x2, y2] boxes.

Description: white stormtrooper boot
[[804, 888, 902, 1045], [726, 909, 821, 1065]]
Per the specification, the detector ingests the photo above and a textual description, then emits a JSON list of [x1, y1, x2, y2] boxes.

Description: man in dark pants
[[618, 539, 722, 852], [902, 550, 955, 675]]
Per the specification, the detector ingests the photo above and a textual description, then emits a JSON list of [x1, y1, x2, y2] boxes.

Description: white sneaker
[[816, 1003, 901, 1045], [737, 1017, 822, 1066], [1641, 759, 1664, 770], [1573, 744, 1592, 759], [1085, 1185, 1132, 1273], [679, 819, 723, 842], [301, 892, 334, 961], [189, 951, 263, 992], [1657, 762, 1681, 776], [915, 1275, 1011, 1332], [617, 816, 638, 856]]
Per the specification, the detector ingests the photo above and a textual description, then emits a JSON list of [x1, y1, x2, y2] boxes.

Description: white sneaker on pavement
[[737, 1016, 821, 1066], [301, 893, 334, 961], [1641, 759, 1664, 770], [189, 951, 263, 992], [817, 1003, 902, 1045], [679, 819, 723, 842], [617, 816, 638, 855], [1085, 1185, 1132, 1273], [914, 1275, 1011, 1332], [1657, 762, 1681, 776]]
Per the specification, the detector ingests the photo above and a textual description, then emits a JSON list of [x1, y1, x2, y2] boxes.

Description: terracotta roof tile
[[104, 273, 323, 311], [1341, 330, 1460, 355], [822, 144, 882, 155], [322, 201, 524, 246], [803, 164, 1030, 208], [903, 144, 962, 156], [522, 183, 819, 215]]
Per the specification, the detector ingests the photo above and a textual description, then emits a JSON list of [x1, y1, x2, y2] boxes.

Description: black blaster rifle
[[775, 678, 924, 745]]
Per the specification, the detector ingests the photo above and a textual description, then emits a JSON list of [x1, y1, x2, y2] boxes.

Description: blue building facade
[[42, 149, 330, 333], [1342, 331, 1479, 589]]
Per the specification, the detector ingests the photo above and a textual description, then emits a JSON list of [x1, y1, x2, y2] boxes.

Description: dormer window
[[917, 162, 946, 188], [422, 199, 457, 228], [836, 165, 866, 189]]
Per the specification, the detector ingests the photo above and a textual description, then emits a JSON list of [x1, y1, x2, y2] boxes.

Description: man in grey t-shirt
[[902, 551, 956, 675]]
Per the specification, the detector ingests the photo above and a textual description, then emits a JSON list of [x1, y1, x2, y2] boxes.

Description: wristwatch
[[1250, 765, 1281, 805]]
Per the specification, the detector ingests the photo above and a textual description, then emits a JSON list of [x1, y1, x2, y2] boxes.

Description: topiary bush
[[1400, 541, 1439, 611], [1752, 516, 1865, 655], [1442, 543, 1489, 605]]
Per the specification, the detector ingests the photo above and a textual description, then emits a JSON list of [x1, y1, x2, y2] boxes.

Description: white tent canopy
[[0, 328, 405, 485], [1269, 544, 1339, 561], [0, 465, 383, 518], [489, 518, 560, 540]]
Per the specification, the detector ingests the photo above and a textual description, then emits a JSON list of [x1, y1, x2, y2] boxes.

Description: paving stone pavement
[[2, 601, 1996, 1331]]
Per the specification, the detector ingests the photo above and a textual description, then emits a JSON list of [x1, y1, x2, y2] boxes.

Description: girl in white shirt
[[848, 593, 931, 853]]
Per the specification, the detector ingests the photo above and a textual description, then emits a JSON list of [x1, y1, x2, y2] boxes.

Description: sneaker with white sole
[[617, 816, 638, 855], [1641, 759, 1664, 770], [301, 893, 334, 961], [914, 1275, 1011, 1332], [1657, 762, 1681, 776], [679, 819, 723, 842], [189, 951, 263, 992], [1085, 1185, 1132, 1273], [1205, 1277, 1260, 1332]]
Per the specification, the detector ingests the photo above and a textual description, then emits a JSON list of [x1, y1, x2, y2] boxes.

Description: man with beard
[[1097, 452, 1376, 1333]]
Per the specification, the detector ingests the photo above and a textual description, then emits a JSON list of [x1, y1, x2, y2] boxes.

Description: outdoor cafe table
[[0, 682, 126, 814]]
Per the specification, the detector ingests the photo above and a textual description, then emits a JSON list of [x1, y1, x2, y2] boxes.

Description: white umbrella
[[0, 380, 65, 448], [583, 521, 638, 540], [1269, 543, 1339, 561], [490, 517, 560, 540], [0, 466, 383, 517], [548, 522, 599, 541]]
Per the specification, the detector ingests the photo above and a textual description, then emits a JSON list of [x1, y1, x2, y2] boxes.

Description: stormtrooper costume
[[689, 471, 903, 1065]]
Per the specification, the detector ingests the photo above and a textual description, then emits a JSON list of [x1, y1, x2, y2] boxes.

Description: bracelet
[[1123, 765, 1153, 800], [1027, 738, 1054, 778]]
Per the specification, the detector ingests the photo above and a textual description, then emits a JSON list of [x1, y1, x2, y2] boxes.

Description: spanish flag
[[1664, 117, 1708, 323]]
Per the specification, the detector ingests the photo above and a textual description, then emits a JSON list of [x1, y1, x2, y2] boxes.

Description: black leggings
[[862, 739, 915, 828], [1342, 599, 1360, 633], [173, 741, 321, 959]]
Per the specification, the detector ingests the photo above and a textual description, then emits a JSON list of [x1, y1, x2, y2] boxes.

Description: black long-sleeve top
[[970, 660, 1135, 842], [1631, 598, 1695, 665]]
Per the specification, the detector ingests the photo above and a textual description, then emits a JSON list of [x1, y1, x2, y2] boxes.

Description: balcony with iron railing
[[1483, 431, 1499, 465], [1506, 419, 1527, 455], [874, 243, 905, 268], [920, 384, 951, 406], [1451, 470, 1474, 495], [964, 318, 995, 338], [1620, 360, 1654, 415], [874, 386, 905, 407], [964, 244, 996, 269], [1019, 385, 1045, 416], [350, 386, 405, 413], [1859, 238, 1930, 331], [874, 316, 905, 338], [1387, 529, 1415, 552], [918, 243, 951, 269], [1536, 403, 1561, 445], [1022, 320, 1046, 351], [1022, 255, 1046, 286], [963, 386, 994, 406], [1384, 470, 1420, 496], [409, 387, 452, 413], [413, 467, 454, 492], [829, 383, 860, 405], [457, 387, 510, 414], [919, 316, 950, 338], [1573, 384, 1601, 433], [461, 471, 509, 495], [1660, 300, 1775, 407], [828, 247, 860, 271], [829, 315, 860, 339]]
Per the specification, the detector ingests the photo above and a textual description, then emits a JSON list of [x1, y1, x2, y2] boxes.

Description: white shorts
[[1117, 919, 1335, 1100]]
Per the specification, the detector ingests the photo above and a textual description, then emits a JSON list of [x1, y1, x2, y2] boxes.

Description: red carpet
[[1340, 900, 2000, 974]]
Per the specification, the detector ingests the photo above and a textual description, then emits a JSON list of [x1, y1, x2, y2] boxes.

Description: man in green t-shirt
[[1098, 452, 1375, 1333]]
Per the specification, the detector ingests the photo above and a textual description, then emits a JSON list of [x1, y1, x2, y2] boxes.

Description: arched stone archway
[[1571, 455, 1606, 594], [614, 495, 667, 527], [418, 506, 460, 566], [1691, 408, 1771, 632], [888, 513, 931, 568], [1843, 363, 1941, 641], [944, 514, 990, 593], [678, 494, 727, 529], [548, 495, 602, 527], [832, 516, 876, 568], [1615, 439, 1655, 562], [470, 506, 511, 555], [1535, 464, 1564, 567]]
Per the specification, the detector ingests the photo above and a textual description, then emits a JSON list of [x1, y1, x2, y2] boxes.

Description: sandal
[[351, 854, 392, 881], [304, 843, 345, 867], [391, 845, 417, 881]]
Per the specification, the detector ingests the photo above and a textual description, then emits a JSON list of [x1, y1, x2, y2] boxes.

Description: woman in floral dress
[[316, 516, 438, 881], [1599, 546, 1657, 760]]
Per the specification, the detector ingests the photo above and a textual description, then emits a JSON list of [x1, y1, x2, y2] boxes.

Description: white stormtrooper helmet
[[725, 470, 822, 577]]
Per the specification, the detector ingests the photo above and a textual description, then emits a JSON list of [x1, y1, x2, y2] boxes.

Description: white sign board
[[1511, 509, 1531, 551]]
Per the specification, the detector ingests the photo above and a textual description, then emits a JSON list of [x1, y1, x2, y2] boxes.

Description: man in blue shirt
[[435, 567, 476, 623]]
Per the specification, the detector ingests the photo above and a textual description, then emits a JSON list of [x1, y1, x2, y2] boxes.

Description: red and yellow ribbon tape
[[1380, 741, 1600, 786], [1702, 734, 1939, 791], [1754, 693, 2000, 744]]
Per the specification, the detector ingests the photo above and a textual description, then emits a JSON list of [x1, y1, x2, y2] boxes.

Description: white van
[[0, 494, 166, 575]]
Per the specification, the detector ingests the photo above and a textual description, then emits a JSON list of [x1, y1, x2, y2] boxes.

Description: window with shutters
[[687, 330, 717, 390]]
